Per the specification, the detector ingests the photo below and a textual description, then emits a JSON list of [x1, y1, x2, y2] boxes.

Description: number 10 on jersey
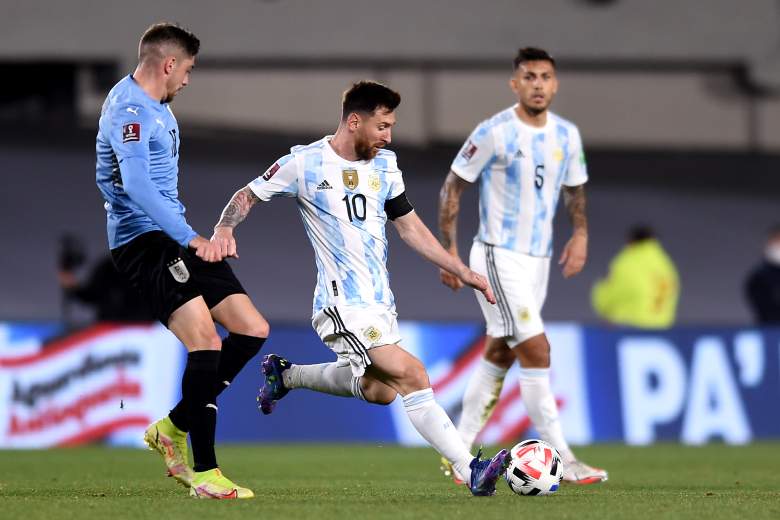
[[342, 194, 367, 222]]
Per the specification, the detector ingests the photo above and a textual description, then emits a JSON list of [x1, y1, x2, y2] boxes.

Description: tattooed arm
[[437, 171, 470, 290], [438, 171, 469, 252], [210, 186, 261, 259], [559, 184, 588, 278], [563, 184, 588, 235]]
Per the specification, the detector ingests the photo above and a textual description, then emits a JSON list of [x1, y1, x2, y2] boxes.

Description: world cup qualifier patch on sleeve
[[122, 123, 141, 143], [460, 140, 478, 160], [262, 162, 280, 181]]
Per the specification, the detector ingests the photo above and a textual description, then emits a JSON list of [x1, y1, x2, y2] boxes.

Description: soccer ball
[[504, 439, 563, 496]]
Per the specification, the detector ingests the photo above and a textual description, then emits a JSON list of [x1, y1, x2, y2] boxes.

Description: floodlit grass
[[2, 443, 779, 519]]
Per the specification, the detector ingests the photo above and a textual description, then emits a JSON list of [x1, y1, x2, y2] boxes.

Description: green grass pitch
[[2, 443, 779, 519]]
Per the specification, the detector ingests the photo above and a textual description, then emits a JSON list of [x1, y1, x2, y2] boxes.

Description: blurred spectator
[[745, 225, 780, 325], [591, 225, 679, 329], [58, 234, 154, 322]]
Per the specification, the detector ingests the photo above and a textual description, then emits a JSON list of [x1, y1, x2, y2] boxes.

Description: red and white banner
[[0, 323, 183, 448]]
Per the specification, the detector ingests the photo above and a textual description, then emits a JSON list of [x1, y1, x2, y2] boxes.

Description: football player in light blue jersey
[[211, 81, 512, 496], [97, 23, 269, 499], [438, 48, 607, 484]]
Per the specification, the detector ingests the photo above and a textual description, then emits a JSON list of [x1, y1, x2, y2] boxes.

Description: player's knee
[[228, 316, 270, 339], [244, 318, 270, 339], [514, 337, 550, 368], [485, 346, 515, 369], [400, 359, 430, 391], [191, 322, 222, 350]]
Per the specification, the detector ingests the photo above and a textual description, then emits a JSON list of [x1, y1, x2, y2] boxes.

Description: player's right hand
[[211, 226, 239, 259], [458, 267, 496, 305], [440, 268, 465, 291], [189, 235, 224, 263]]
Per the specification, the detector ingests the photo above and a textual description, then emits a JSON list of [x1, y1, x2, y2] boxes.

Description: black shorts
[[111, 231, 246, 325]]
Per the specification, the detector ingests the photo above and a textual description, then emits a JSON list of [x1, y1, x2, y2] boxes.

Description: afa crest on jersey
[[363, 326, 382, 343], [342, 169, 359, 190], [368, 173, 381, 192]]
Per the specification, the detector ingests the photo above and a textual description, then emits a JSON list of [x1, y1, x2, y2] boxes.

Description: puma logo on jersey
[[316, 180, 333, 190], [126, 106, 139, 115]]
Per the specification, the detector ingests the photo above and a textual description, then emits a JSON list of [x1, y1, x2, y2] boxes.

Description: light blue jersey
[[451, 105, 588, 257], [249, 137, 405, 316], [96, 75, 196, 249]]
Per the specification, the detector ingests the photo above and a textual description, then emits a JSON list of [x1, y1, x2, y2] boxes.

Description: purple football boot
[[257, 354, 291, 415], [469, 448, 511, 496]]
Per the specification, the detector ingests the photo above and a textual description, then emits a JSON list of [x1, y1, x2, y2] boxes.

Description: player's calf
[[359, 377, 397, 405]]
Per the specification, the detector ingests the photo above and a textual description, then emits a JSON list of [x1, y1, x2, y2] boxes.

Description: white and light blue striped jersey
[[451, 105, 588, 257], [249, 137, 406, 316]]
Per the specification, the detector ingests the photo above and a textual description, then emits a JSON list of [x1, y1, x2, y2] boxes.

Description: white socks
[[518, 368, 575, 463], [403, 388, 474, 482], [283, 362, 366, 400], [457, 358, 508, 450]]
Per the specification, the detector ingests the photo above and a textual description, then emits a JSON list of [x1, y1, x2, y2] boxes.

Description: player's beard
[[354, 134, 379, 161], [522, 99, 550, 117]]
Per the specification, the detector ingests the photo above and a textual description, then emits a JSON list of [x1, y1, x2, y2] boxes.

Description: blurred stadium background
[[1, 0, 780, 506]]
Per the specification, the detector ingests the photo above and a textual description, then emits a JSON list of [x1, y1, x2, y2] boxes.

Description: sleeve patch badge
[[262, 162, 280, 181], [460, 140, 478, 161], [122, 123, 141, 143]]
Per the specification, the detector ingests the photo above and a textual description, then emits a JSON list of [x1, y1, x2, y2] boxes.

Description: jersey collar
[[323, 135, 370, 166], [127, 74, 166, 112], [511, 103, 552, 132]]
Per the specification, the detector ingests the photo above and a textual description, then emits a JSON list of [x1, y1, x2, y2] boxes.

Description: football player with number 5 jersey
[[438, 48, 608, 485], [211, 81, 511, 496]]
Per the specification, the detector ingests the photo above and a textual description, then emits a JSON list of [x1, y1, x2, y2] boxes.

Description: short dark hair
[[139, 22, 200, 62], [628, 225, 656, 243], [513, 47, 556, 70], [341, 81, 401, 121]]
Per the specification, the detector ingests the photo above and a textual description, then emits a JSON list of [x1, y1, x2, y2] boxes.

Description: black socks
[[182, 349, 220, 473], [215, 333, 266, 395], [168, 334, 266, 436]]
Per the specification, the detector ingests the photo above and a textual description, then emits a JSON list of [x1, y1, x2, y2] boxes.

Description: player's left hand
[[559, 232, 587, 278], [211, 226, 239, 259], [458, 267, 496, 305]]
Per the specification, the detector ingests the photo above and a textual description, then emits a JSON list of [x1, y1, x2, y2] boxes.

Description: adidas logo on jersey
[[317, 180, 333, 190]]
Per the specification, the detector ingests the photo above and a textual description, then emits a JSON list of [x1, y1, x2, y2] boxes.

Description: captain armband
[[384, 191, 414, 221]]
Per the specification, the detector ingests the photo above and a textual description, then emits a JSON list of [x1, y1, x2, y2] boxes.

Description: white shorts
[[469, 241, 550, 346], [312, 305, 402, 377]]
